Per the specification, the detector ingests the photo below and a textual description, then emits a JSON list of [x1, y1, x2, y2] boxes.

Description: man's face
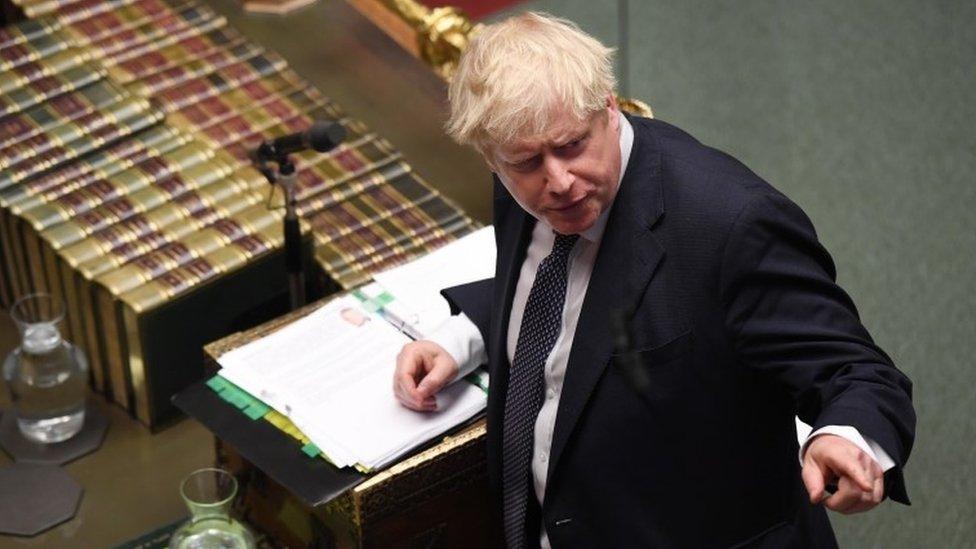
[[489, 99, 622, 235]]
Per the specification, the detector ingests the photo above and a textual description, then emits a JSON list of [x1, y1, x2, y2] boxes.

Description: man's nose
[[543, 157, 574, 194]]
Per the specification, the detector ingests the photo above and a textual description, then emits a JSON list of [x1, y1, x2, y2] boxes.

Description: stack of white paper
[[372, 226, 496, 336], [218, 295, 487, 471], [216, 228, 497, 470]]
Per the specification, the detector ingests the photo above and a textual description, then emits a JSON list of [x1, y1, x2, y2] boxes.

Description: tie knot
[[551, 233, 579, 258]]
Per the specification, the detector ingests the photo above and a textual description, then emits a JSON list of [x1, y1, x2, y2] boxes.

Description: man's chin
[[548, 214, 596, 236]]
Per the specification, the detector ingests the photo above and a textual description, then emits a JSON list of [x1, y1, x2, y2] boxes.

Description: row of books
[[1, 0, 479, 428]]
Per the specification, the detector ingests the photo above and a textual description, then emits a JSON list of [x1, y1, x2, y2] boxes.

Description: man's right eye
[[511, 156, 540, 172]]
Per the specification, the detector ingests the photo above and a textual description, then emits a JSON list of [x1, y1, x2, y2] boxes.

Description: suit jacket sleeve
[[720, 192, 915, 503], [440, 277, 494, 346]]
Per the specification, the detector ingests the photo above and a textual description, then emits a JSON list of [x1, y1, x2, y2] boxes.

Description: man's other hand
[[801, 434, 884, 514], [393, 340, 459, 412]]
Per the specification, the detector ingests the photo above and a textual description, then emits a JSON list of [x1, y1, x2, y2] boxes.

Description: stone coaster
[[0, 463, 82, 536], [0, 402, 108, 465]]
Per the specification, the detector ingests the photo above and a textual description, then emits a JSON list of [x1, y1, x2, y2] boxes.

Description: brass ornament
[[617, 96, 654, 118], [378, 0, 480, 80]]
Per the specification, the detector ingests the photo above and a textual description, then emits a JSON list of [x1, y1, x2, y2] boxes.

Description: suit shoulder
[[632, 116, 791, 222]]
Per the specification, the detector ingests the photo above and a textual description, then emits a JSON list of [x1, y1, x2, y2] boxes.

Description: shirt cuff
[[799, 425, 896, 472], [425, 313, 487, 382]]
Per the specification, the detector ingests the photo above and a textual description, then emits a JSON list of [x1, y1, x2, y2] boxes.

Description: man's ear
[[606, 94, 620, 130]]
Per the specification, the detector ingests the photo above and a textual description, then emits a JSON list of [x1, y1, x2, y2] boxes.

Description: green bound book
[[109, 26, 249, 85], [93, 6, 227, 68], [0, 78, 124, 149], [0, 16, 60, 51], [0, 61, 104, 119], [0, 29, 72, 72], [60, 0, 195, 48], [166, 70, 306, 131], [0, 46, 92, 97], [148, 51, 288, 113]]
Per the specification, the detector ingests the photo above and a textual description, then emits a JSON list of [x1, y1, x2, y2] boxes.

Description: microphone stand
[[255, 153, 305, 311]]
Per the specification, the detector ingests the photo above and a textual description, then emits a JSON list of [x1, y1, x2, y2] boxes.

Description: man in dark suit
[[393, 12, 914, 548]]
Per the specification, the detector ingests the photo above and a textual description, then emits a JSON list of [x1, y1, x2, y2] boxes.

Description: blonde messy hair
[[446, 12, 616, 157]]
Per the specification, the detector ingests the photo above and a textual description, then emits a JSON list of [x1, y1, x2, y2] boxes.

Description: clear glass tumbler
[[1, 293, 87, 443], [169, 468, 256, 549]]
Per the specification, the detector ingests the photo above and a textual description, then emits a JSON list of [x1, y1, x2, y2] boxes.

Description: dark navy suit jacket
[[444, 116, 915, 548]]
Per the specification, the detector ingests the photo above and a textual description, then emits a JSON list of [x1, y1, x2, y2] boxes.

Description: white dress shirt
[[427, 114, 892, 547]]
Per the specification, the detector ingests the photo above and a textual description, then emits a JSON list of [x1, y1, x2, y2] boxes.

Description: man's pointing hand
[[802, 434, 885, 514]]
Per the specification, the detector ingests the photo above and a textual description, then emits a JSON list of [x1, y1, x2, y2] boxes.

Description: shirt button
[[547, 389, 555, 399], [540, 451, 548, 462]]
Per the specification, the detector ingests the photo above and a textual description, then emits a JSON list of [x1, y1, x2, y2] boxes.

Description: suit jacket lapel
[[487, 177, 534, 480], [547, 124, 666, 483]]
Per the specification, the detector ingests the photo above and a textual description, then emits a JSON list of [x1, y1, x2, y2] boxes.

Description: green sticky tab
[[464, 369, 490, 394], [301, 442, 320, 457], [231, 391, 251, 409], [237, 390, 260, 406], [375, 292, 395, 307], [237, 392, 267, 418], [351, 288, 383, 312], [206, 375, 229, 392], [214, 387, 236, 404], [244, 402, 271, 420], [218, 384, 248, 408]]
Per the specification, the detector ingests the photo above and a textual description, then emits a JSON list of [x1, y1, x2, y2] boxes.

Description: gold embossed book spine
[[165, 71, 307, 131], [148, 54, 288, 114], [0, 51, 102, 118], [1, 125, 186, 213], [72, 165, 268, 397], [15, 122, 201, 302], [89, 6, 226, 69], [2, 98, 162, 189], [35, 145, 235, 354], [0, 78, 126, 149], [16, 0, 140, 22], [110, 218, 287, 425], [59, 0, 193, 49], [0, 17, 60, 50], [0, 46, 93, 97], [0, 50, 114, 300], [92, 202, 277, 407], [110, 29, 254, 88], [0, 126, 188, 306], [0, 27, 71, 70]]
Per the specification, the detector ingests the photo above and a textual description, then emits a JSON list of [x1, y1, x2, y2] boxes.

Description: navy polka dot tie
[[502, 232, 579, 549]]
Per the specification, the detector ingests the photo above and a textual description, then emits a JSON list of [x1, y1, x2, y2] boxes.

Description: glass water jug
[[2, 293, 88, 444], [169, 468, 256, 549]]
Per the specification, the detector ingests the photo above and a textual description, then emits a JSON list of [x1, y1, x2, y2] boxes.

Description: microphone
[[254, 119, 346, 160]]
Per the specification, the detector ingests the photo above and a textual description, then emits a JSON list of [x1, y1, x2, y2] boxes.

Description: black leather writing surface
[[172, 381, 364, 507]]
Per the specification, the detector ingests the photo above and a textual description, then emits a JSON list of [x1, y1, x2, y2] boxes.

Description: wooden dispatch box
[[176, 297, 500, 548]]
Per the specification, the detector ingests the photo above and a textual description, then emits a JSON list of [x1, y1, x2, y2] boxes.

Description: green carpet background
[[492, 1, 975, 546]]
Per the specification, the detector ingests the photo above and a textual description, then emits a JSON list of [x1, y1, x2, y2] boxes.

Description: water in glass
[[2, 294, 87, 443]]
